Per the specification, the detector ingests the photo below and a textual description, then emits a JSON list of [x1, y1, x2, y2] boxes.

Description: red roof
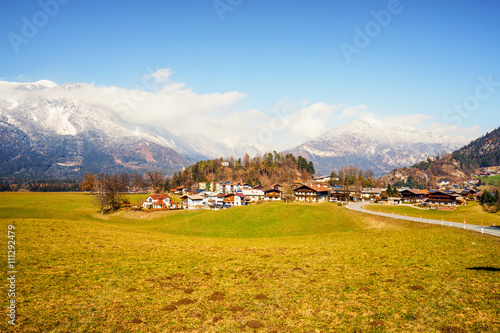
[[150, 194, 170, 200]]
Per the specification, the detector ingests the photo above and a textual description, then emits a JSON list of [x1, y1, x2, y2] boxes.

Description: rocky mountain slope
[[286, 117, 470, 176], [451, 127, 500, 172], [382, 126, 500, 187], [0, 80, 211, 180]]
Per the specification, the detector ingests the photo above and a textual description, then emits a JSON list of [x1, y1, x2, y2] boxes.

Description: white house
[[361, 188, 382, 199], [264, 189, 283, 201], [203, 192, 225, 209], [223, 193, 244, 207], [143, 194, 171, 209], [241, 189, 264, 202], [181, 194, 204, 209]]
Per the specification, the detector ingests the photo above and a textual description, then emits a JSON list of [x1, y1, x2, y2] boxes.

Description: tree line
[[480, 189, 500, 213], [329, 166, 379, 188], [0, 180, 79, 192]]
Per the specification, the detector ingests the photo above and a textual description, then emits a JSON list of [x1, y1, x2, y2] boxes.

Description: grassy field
[[477, 174, 500, 186], [365, 201, 500, 227], [1, 193, 500, 332]]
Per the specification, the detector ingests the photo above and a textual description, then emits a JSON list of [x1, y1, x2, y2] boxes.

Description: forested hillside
[[168, 152, 315, 188], [451, 127, 500, 174]]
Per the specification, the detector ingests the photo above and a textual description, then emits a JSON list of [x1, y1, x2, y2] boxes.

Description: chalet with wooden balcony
[[425, 191, 465, 206], [460, 188, 478, 200], [264, 188, 283, 201], [400, 189, 427, 202], [293, 184, 330, 202]]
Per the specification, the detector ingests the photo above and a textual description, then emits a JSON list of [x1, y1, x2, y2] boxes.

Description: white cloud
[[285, 102, 343, 140], [143, 68, 174, 85], [352, 112, 481, 139], [380, 113, 434, 126], [339, 105, 367, 119], [428, 122, 482, 138], [1, 69, 485, 153], [14, 74, 27, 82], [1, 70, 261, 144]]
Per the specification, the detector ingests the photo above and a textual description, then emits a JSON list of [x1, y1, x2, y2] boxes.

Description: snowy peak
[[0, 82, 215, 179], [316, 116, 468, 146], [35, 80, 58, 88], [0, 80, 58, 91], [287, 116, 472, 176]]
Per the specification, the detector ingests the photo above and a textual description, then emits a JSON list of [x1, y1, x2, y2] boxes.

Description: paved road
[[347, 201, 500, 237]]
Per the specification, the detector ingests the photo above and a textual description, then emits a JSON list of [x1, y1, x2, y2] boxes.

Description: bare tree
[[282, 184, 295, 203], [146, 171, 165, 194], [118, 173, 131, 192], [92, 173, 126, 214], [92, 176, 110, 215], [131, 173, 147, 192]]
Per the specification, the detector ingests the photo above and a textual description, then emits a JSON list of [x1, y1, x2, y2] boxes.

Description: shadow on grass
[[466, 267, 500, 272]]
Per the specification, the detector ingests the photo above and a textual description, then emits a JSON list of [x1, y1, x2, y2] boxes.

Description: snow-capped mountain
[[286, 117, 472, 176], [0, 80, 214, 179]]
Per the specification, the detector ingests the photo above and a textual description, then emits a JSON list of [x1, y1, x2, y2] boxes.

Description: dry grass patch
[[0, 193, 499, 332]]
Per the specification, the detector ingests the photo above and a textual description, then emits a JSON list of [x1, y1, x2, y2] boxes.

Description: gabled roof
[[264, 188, 283, 194], [362, 188, 382, 194], [150, 194, 170, 200], [401, 189, 425, 195], [186, 195, 204, 200], [428, 191, 460, 197], [294, 184, 329, 193]]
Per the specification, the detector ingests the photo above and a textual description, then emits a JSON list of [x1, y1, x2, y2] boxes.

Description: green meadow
[[365, 201, 500, 227], [477, 174, 500, 186], [1, 193, 500, 332]]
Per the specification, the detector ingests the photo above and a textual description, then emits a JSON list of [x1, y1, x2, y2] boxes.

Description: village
[[141, 175, 484, 211]]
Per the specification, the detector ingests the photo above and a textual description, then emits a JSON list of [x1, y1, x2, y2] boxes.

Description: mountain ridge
[[382, 126, 500, 187], [286, 117, 471, 176], [0, 81, 210, 179]]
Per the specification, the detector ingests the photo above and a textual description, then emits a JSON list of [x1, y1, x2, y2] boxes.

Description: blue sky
[[1, 0, 499, 145]]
